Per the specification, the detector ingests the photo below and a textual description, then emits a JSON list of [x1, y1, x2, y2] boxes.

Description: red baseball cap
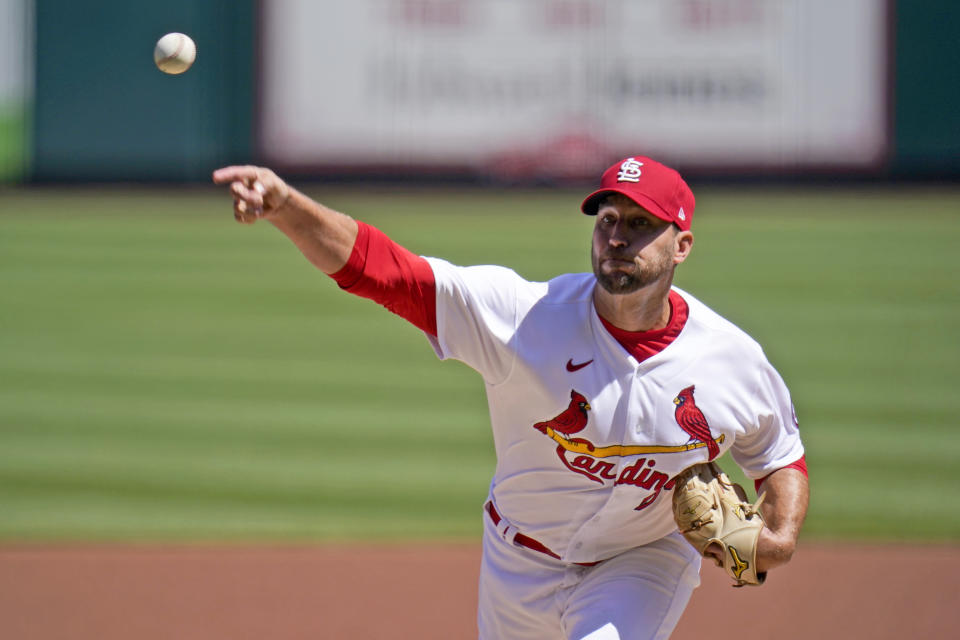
[[580, 156, 695, 231]]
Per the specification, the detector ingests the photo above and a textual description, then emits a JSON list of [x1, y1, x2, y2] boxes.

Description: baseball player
[[213, 156, 809, 639]]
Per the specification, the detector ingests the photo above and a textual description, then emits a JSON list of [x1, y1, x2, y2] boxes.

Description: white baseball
[[154, 32, 196, 75]]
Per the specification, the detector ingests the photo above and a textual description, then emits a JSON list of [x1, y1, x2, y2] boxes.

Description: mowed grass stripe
[[0, 496, 485, 540], [0, 356, 481, 405], [0, 440, 491, 503], [0, 390, 492, 453]]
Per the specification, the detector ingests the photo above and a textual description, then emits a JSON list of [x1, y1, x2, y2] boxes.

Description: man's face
[[591, 194, 682, 295]]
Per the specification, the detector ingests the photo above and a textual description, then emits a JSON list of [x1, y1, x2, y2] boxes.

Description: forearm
[[212, 165, 358, 274], [756, 467, 810, 572], [213, 165, 438, 334], [269, 188, 358, 274]]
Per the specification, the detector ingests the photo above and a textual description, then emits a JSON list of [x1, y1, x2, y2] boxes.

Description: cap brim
[[580, 188, 673, 224], [580, 189, 613, 215]]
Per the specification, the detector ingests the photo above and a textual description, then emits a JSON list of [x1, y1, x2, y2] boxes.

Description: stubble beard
[[592, 246, 674, 295]]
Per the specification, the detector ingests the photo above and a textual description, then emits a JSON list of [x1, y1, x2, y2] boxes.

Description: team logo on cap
[[677, 207, 686, 222], [617, 157, 644, 183]]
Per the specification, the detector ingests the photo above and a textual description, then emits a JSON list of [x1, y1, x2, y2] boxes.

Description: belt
[[485, 501, 600, 567]]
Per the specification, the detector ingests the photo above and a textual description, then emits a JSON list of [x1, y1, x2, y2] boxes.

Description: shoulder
[[673, 286, 768, 361], [425, 259, 593, 305], [542, 272, 596, 304], [424, 258, 530, 297], [424, 257, 523, 283]]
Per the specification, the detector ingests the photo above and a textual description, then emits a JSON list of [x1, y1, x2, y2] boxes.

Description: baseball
[[154, 32, 196, 75]]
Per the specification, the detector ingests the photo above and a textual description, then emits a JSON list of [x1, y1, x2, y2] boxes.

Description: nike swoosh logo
[[566, 358, 594, 372]]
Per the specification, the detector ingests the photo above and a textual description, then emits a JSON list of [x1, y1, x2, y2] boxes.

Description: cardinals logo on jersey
[[533, 390, 597, 482], [673, 385, 720, 461], [531, 387, 726, 510]]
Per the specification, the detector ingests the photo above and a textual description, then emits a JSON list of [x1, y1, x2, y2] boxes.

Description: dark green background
[[31, 0, 255, 181], [891, 2, 960, 176]]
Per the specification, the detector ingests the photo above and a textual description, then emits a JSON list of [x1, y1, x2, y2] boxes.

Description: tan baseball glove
[[672, 462, 767, 587]]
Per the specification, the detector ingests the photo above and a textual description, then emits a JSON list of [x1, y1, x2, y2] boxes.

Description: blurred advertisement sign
[[260, 0, 887, 177]]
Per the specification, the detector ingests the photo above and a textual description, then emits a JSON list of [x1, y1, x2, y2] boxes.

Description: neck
[[592, 275, 674, 332]]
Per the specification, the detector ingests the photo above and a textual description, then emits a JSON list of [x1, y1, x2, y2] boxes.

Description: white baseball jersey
[[425, 258, 804, 565]]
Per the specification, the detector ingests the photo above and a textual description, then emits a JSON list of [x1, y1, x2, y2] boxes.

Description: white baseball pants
[[477, 509, 701, 640]]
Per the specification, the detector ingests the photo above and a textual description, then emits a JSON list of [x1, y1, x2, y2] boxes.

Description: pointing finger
[[212, 165, 260, 185], [214, 165, 288, 220]]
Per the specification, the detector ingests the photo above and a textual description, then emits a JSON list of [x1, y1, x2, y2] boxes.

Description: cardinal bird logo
[[534, 390, 591, 437], [534, 390, 601, 482], [673, 385, 720, 461]]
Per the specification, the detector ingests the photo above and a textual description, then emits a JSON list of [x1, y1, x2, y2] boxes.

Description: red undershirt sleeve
[[755, 455, 808, 493], [328, 221, 438, 336]]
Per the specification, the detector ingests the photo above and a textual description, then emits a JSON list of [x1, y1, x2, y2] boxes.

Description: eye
[[631, 217, 650, 228]]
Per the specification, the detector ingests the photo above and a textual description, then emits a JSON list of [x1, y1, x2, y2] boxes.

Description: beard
[[592, 245, 674, 295]]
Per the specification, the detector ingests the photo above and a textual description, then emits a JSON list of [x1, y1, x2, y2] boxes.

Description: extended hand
[[212, 165, 291, 224]]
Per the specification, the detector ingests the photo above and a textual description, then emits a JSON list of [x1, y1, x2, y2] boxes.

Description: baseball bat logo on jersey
[[532, 387, 725, 510]]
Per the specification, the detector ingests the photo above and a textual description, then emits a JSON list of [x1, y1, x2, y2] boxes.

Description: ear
[[673, 230, 694, 265]]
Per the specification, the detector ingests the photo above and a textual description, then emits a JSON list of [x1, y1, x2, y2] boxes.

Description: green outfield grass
[[1, 185, 958, 543]]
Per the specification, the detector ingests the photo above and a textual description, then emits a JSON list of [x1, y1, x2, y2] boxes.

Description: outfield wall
[[14, 0, 960, 183]]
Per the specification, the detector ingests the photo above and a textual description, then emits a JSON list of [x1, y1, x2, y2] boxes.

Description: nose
[[608, 224, 628, 248]]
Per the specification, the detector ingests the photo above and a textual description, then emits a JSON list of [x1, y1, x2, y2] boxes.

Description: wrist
[[266, 184, 299, 221], [756, 527, 797, 573]]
